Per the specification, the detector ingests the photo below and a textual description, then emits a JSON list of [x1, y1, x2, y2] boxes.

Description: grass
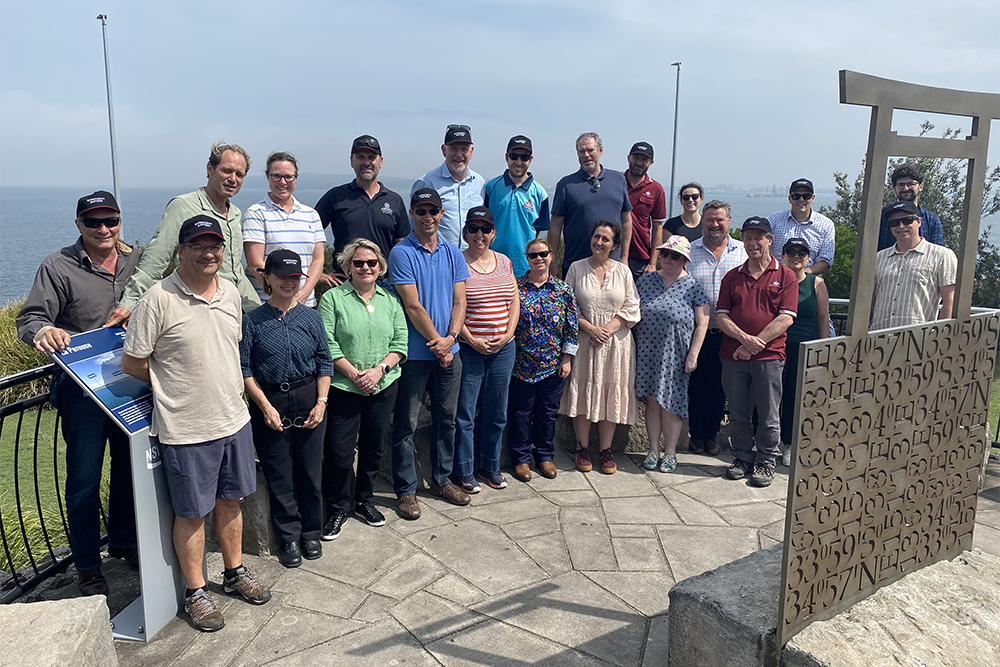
[[0, 300, 51, 404]]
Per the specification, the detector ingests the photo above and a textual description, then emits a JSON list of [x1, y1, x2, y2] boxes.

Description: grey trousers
[[721, 358, 783, 466]]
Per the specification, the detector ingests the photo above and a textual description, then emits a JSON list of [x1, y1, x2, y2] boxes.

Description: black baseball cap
[[351, 135, 381, 156], [444, 125, 473, 145], [410, 188, 443, 209], [742, 217, 772, 234], [886, 201, 920, 217], [178, 215, 224, 244], [782, 237, 810, 253], [262, 248, 305, 276], [629, 142, 654, 159], [465, 206, 494, 224], [506, 135, 532, 155], [789, 178, 814, 194], [77, 190, 120, 217]]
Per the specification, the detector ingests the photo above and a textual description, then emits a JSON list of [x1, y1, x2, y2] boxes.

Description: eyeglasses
[[413, 207, 440, 217], [80, 216, 121, 228], [888, 215, 919, 227], [507, 152, 532, 162], [268, 173, 297, 182], [447, 124, 471, 131], [895, 180, 920, 190], [790, 193, 813, 201], [466, 223, 494, 235], [281, 416, 306, 429], [783, 248, 810, 257], [352, 259, 380, 268], [680, 194, 701, 202], [527, 250, 551, 259], [590, 177, 601, 192], [183, 243, 224, 255], [663, 251, 686, 261]]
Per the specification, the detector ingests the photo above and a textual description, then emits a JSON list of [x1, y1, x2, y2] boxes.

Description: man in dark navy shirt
[[877, 163, 944, 251], [315, 135, 410, 283]]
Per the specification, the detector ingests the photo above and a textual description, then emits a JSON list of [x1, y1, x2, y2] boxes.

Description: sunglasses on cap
[[680, 194, 701, 202], [527, 250, 551, 259], [448, 124, 471, 131], [465, 223, 494, 234], [888, 215, 919, 227], [663, 251, 686, 261], [413, 207, 440, 217], [790, 193, 814, 201], [783, 248, 810, 257], [80, 216, 121, 228], [507, 152, 531, 162], [352, 259, 380, 268]]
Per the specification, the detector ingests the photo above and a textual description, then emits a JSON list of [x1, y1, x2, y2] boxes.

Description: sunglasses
[[507, 152, 532, 162], [790, 193, 813, 201], [527, 250, 551, 259], [783, 248, 810, 257], [80, 216, 121, 228], [888, 215, 919, 227], [663, 251, 686, 261], [466, 223, 494, 234], [352, 259, 380, 269], [281, 416, 307, 429], [590, 177, 601, 192], [680, 194, 701, 202], [448, 124, 471, 131], [413, 207, 440, 217]]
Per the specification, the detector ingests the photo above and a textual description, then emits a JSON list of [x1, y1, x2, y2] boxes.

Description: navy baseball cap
[[444, 124, 473, 145], [782, 237, 810, 253], [788, 178, 814, 194], [742, 217, 772, 234], [465, 206, 494, 224], [629, 142, 654, 159], [410, 188, 443, 209], [886, 201, 920, 217], [178, 215, 224, 244], [351, 135, 382, 156], [506, 135, 532, 154], [77, 190, 120, 217], [263, 248, 305, 276]]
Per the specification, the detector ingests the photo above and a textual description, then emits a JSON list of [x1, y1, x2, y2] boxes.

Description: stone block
[[206, 465, 278, 556], [0, 596, 118, 667]]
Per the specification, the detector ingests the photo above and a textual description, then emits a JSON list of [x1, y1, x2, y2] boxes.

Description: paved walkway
[[115, 450, 1000, 667]]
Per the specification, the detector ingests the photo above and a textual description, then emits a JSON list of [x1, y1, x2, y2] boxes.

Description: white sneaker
[[782, 446, 792, 468]]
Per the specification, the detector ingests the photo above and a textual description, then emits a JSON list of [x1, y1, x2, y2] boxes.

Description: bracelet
[[317, 396, 328, 403]]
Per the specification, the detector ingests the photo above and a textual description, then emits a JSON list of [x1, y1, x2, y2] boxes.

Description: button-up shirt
[[871, 238, 957, 330], [240, 302, 334, 385], [410, 162, 486, 249], [513, 274, 579, 383], [687, 236, 748, 328], [766, 208, 836, 268]]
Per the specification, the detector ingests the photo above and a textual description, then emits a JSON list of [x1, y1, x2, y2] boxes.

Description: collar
[[168, 271, 224, 304], [71, 236, 122, 270], [889, 237, 928, 256], [196, 187, 230, 220], [503, 170, 535, 190], [404, 231, 444, 254], [575, 166, 605, 181], [517, 272, 558, 288], [264, 193, 302, 212], [437, 161, 476, 184], [337, 279, 388, 298], [783, 209, 817, 225], [739, 255, 778, 275], [623, 170, 652, 190], [347, 180, 386, 197], [692, 235, 741, 253]]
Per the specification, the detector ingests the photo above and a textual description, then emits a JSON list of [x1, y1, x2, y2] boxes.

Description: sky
[[1, 0, 998, 192]]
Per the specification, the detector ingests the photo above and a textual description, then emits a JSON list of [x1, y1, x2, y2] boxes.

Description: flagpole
[[97, 14, 121, 205]]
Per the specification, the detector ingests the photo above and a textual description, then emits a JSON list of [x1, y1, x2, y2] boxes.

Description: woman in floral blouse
[[508, 238, 579, 482]]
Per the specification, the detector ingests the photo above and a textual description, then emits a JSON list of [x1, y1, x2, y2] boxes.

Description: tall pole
[[667, 62, 682, 219], [97, 14, 121, 205]]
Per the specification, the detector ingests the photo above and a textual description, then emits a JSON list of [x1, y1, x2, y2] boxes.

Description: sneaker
[[452, 474, 481, 494], [782, 446, 792, 468], [355, 500, 386, 527], [658, 454, 677, 473], [726, 459, 752, 480], [642, 452, 660, 470], [575, 447, 593, 473], [750, 462, 775, 487], [185, 588, 224, 632], [475, 469, 507, 490], [599, 449, 616, 474], [223, 565, 271, 605], [322, 510, 347, 541], [687, 436, 705, 454]]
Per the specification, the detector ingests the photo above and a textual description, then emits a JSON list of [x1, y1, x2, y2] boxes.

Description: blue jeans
[[721, 359, 784, 466], [54, 370, 136, 573], [390, 357, 463, 496], [507, 372, 567, 465], [454, 341, 516, 476]]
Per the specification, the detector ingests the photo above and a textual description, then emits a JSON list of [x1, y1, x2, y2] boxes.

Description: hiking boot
[[475, 469, 507, 490], [78, 569, 108, 596], [397, 494, 421, 520], [642, 452, 660, 470], [355, 500, 386, 526], [452, 474, 481, 495], [184, 588, 224, 632], [537, 460, 557, 479], [223, 565, 271, 605], [750, 462, 775, 487], [687, 436, 705, 454], [322, 510, 347, 541], [599, 449, 616, 474], [513, 463, 532, 482], [658, 454, 677, 473], [705, 438, 721, 456], [726, 459, 752, 480], [575, 447, 593, 472], [429, 481, 471, 506]]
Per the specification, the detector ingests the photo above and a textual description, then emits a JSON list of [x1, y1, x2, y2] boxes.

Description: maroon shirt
[[716, 257, 798, 362], [624, 172, 667, 261]]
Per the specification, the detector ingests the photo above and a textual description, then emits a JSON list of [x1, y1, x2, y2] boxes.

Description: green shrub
[[0, 300, 50, 405]]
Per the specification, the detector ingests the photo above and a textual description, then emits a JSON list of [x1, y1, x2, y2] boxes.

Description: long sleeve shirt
[[240, 303, 334, 385], [513, 274, 579, 383]]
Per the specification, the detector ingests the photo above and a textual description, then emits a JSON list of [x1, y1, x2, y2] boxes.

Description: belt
[[258, 376, 314, 393], [708, 328, 722, 335]]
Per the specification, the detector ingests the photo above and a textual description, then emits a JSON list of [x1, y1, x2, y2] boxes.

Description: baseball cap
[[351, 135, 382, 155], [656, 234, 691, 261], [77, 190, 120, 217], [789, 178, 814, 194], [782, 237, 810, 253], [885, 201, 920, 217], [506, 135, 532, 155], [444, 124, 473, 145], [262, 248, 305, 276], [178, 215, 224, 244], [742, 217, 772, 234], [629, 142, 654, 159], [465, 206, 494, 224], [410, 188, 444, 209]]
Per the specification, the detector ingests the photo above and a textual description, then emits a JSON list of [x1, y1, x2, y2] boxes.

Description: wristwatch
[[379, 363, 392, 375], [448, 332, 460, 343]]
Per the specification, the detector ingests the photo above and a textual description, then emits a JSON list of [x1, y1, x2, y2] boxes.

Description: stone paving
[[112, 449, 1000, 667]]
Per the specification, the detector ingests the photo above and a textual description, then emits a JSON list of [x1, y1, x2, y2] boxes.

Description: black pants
[[324, 383, 398, 513], [779, 342, 801, 447], [687, 330, 726, 440], [507, 373, 566, 465], [250, 378, 326, 543]]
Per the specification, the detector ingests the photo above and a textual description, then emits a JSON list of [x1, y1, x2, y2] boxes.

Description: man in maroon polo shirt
[[716, 217, 797, 487], [623, 142, 667, 279]]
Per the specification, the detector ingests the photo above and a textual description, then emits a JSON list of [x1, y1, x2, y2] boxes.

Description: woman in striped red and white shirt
[[453, 206, 520, 493]]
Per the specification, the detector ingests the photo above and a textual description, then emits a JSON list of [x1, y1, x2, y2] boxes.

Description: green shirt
[[118, 188, 261, 312], [318, 281, 408, 395]]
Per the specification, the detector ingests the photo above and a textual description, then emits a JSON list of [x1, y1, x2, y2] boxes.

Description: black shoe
[[704, 438, 721, 456], [78, 569, 108, 596], [750, 462, 775, 487], [688, 436, 705, 454], [354, 500, 386, 527], [108, 545, 140, 571], [301, 539, 322, 560], [322, 510, 347, 541], [726, 459, 752, 480], [279, 541, 302, 568]]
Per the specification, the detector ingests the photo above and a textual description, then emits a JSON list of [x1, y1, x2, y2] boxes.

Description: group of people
[[15, 126, 957, 634]]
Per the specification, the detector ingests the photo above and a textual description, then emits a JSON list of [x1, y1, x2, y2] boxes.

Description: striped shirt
[[242, 195, 325, 306], [464, 252, 517, 338], [688, 236, 748, 328], [871, 238, 957, 331]]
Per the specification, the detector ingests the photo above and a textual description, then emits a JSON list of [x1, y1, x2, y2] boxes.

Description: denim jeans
[[507, 372, 567, 465], [454, 341, 516, 476], [54, 369, 136, 573], [390, 357, 463, 496], [721, 358, 784, 466]]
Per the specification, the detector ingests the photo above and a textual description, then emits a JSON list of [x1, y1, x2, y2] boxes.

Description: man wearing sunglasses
[[410, 124, 486, 250], [876, 164, 944, 252], [766, 178, 835, 276], [623, 142, 667, 280], [871, 201, 956, 331], [483, 135, 550, 277], [16, 190, 142, 596]]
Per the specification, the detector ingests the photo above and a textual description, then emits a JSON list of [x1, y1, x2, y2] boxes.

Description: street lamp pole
[[97, 14, 121, 205], [667, 62, 681, 219]]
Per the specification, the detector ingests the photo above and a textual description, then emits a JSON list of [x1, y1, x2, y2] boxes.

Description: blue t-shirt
[[551, 167, 632, 270], [484, 171, 550, 277], [388, 233, 470, 361]]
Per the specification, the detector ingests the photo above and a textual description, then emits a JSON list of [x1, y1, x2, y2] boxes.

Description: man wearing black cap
[[122, 215, 270, 632], [716, 217, 797, 488], [871, 201, 956, 331], [410, 125, 486, 249], [16, 190, 142, 596], [623, 142, 667, 280], [766, 178, 835, 275], [315, 135, 411, 282], [483, 135, 550, 277], [877, 163, 945, 252]]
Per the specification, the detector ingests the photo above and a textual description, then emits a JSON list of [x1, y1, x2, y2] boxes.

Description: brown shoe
[[599, 449, 617, 474], [397, 494, 421, 520], [575, 447, 593, 472], [705, 439, 721, 456], [429, 482, 471, 506], [513, 463, 532, 483], [537, 460, 557, 479]]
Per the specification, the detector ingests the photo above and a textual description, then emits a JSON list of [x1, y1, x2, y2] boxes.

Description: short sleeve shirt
[[625, 173, 667, 261], [871, 238, 957, 330], [551, 167, 633, 269], [483, 171, 550, 277], [314, 181, 410, 260], [716, 257, 798, 362]]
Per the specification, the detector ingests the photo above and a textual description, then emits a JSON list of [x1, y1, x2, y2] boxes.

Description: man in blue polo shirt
[[547, 132, 633, 278], [484, 135, 550, 277], [389, 188, 470, 520], [410, 125, 486, 250], [876, 163, 944, 251]]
